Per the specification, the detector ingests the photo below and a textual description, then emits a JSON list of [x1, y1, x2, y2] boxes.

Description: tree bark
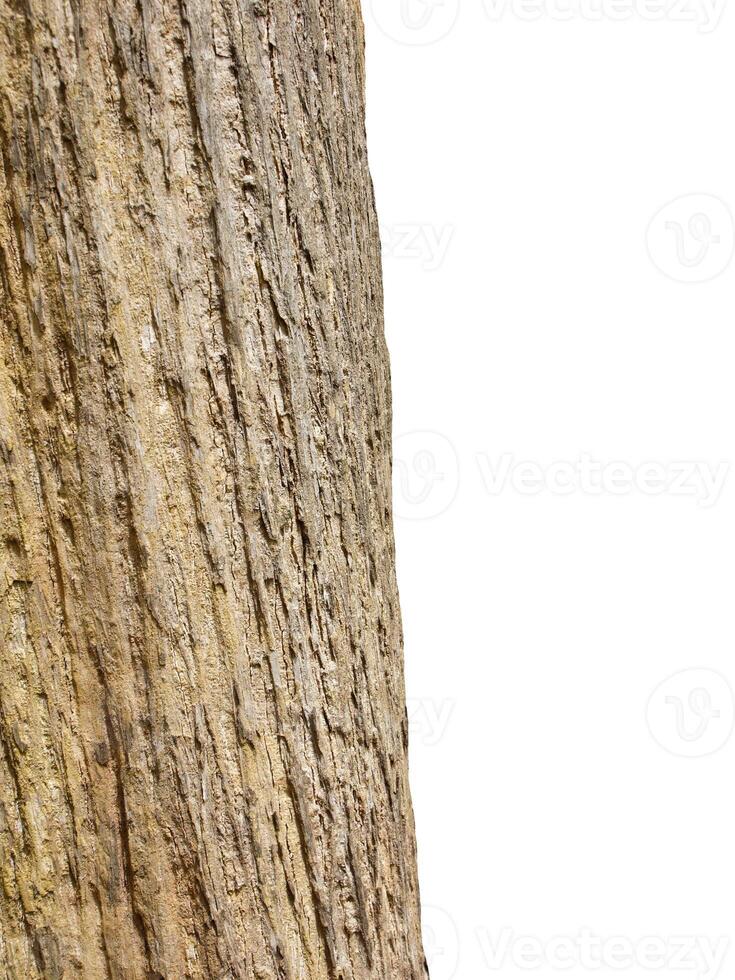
[[0, 0, 426, 975]]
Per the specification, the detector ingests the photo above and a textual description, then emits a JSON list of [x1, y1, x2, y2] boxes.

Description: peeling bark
[[0, 0, 426, 975]]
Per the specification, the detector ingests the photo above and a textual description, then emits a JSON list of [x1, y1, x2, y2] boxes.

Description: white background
[[362, 2, 735, 978]]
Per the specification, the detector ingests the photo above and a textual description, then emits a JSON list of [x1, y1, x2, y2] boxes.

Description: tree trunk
[[0, 0, 426, 975]]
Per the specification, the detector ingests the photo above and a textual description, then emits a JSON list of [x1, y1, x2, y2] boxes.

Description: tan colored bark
[[0, 0, 426, 975]]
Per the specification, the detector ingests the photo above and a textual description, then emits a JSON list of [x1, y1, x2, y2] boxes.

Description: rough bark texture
[[0, 0, 426, 975]]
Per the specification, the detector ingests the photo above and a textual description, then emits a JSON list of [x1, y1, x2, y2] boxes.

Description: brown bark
[[0, 0, 426, 976]]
